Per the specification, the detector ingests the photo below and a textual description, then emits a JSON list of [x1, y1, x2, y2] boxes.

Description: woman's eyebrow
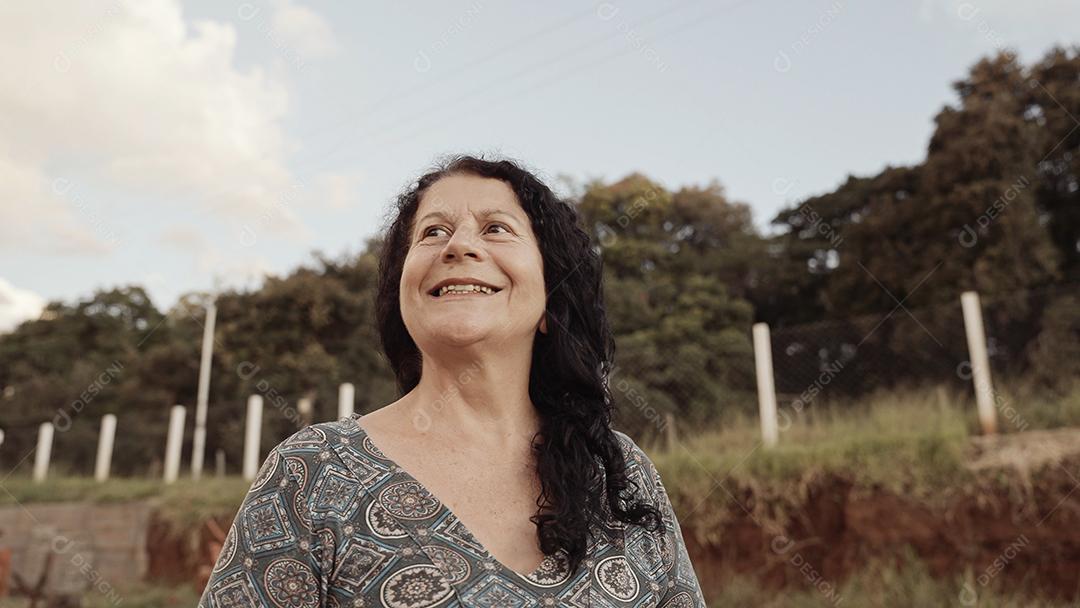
[[415, 208, 521, 226], [477, 208, 521, 222]]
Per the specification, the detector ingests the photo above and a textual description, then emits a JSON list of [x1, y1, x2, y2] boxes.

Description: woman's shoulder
[[264, 416, 382, 497], [610, 428, 666, 503], [276, 416, 362, 452], [611, 428, 660, 475]]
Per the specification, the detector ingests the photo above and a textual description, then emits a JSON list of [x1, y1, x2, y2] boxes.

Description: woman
[[198, 155, 707, 607]]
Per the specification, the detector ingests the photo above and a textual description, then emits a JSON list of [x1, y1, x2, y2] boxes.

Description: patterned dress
[[198, 413, 707, 607]]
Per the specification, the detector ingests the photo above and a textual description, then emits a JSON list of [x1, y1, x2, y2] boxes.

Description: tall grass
[[706, 550, 1069, 607], [650, 384, 972, 502], [0, 475, 250, 529], [644, 382, 1080, 540]]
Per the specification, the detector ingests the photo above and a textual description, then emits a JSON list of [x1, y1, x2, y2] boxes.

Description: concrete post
[[95, 414, 117, 482], [243, 395, 264, 480], [164, 405, 187, 484], [961, 291, 998, 435], [753, 322, 780, 448]]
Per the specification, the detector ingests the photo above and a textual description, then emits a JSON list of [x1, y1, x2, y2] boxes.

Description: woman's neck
[[399, 348, 542, 451]]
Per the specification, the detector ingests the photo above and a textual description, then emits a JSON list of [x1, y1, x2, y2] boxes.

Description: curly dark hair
[[374, 154, 665, 573]]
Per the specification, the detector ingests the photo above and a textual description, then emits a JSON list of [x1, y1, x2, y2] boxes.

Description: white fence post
[[95, 414, 117, 482], [192, 299, 217, 480], [338, 383, 354, 420], [753, 322, 780, 448], [164, 405, 187, 484], [33, 422, 54, 483], [298, 396, 314, 428], [243, 395, 264, 480], [961, 291, 998, 435]]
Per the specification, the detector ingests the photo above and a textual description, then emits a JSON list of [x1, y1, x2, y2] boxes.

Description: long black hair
[[374, 154, 664, 573]]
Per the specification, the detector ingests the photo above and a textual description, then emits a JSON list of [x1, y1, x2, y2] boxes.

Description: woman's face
[[400, 174, 547, 354]]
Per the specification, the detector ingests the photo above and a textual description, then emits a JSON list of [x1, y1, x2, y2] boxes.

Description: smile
[[429, 283, 503, 298]]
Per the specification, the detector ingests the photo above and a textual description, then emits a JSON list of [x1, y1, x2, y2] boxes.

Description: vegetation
[[0, 582, 201, 608], [1, 44, 1078, 488], [0, 549, 1070, 607], [3, 381, 1076, 515], [706, 550, 1070, 607], [2, 384, 1078, 605], [647, 381, 1080, 540]]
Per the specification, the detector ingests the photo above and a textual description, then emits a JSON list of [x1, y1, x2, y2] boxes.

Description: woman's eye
[[421, 223, 507, 239]]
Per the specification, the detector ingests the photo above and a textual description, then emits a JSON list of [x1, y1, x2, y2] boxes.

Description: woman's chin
[[425, 323, 501, 347]]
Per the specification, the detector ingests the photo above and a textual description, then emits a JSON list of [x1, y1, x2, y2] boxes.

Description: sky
[[1, 0, 1077, 332]]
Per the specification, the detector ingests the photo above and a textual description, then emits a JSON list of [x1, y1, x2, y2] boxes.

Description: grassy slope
[[1, 383, 1078, 606], [649, 382, 1080, 512]]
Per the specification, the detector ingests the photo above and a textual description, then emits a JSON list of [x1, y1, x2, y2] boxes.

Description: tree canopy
[[2, 46, 1078, 475]]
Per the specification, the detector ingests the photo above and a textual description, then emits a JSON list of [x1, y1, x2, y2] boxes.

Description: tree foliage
[[2, 47, 1078, 473]]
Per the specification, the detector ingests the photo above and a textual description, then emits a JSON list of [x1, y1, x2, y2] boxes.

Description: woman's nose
[[441, 227, 482, 260]]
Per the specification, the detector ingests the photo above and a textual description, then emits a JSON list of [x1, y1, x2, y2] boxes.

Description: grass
[[0, 474, 251, 529], [1, 383, 1078, 605], [0, 554, 1068, 608], [705, 550, 1070, 607], [650, 384, 970, 488], [3, 382, 1077, 523], [644, 382, 1080, 540], [0, 582, 201, 608]]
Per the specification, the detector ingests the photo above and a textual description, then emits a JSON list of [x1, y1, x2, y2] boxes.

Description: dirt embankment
[[146, 511, 233, 593], [682, 429, 1080, 601], [147, 430, 1080, 599]]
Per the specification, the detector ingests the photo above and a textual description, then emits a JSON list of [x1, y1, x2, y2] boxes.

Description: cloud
[[160, 225, 207, 252], [195, 248, 275, 291], [917, 0, 1079, 36], [0, 157, 115, 254], [270, 0, 340, 58], [309, 170, 366, 210], [0, 277, 47, 334], [0, 0, 331, 255]]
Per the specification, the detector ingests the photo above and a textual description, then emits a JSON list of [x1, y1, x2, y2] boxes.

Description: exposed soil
[[147, 511, 233, 592], [146, 429, 1080, 600], [683, 428, 1080, 601]]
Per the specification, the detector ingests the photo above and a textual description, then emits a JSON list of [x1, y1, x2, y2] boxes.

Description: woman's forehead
[[418, 175, 524, 219]]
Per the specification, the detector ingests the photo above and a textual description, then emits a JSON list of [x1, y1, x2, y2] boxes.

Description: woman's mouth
[[429, 284, 503, 298]]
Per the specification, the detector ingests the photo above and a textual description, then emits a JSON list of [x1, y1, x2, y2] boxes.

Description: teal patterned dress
[[198, 413, 707, 607]]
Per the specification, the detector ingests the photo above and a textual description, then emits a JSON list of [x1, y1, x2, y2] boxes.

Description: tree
[[576, 174, 758, 435]]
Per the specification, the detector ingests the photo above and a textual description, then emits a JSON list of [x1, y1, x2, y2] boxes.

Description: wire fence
[[1, 282, 1076, 479], [768, 282, 1078, 405]]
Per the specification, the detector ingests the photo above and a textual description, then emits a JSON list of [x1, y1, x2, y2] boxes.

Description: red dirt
[[146, 511, 233, 591], [682, 430, 1080, 600]]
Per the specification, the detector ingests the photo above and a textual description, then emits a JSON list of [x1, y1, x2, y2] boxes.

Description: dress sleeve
[[629, 438, 708, 608], [197, 441, 341, 607]]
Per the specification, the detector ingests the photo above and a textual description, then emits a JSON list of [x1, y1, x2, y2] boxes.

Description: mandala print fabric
[[198, 414, 707, 607]]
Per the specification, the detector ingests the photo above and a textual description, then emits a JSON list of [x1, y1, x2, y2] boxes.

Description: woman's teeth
[[436, 284, 497, 297]]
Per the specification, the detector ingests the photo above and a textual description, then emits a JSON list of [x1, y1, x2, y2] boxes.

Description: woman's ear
[[539, 312, 548, 334]]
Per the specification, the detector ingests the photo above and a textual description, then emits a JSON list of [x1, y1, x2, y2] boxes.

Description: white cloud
[[0, 157, 115, 254], [196, 248, 275, 292], [160, 225, 207, 252], [0, 277, 47, 334], [917, 0, 1078, 38], [0, 0, 332, 255], [270, 0, 340, 58], [309, 170, 366, 210]]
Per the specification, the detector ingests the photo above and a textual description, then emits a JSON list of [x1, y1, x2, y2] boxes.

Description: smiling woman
[[197, 155, 706, 607]]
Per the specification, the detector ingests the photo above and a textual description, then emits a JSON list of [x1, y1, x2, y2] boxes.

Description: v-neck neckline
[[350, 414, 567, 582]]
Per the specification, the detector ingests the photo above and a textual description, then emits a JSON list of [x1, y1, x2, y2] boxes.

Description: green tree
[[576, 174, 758, 436]]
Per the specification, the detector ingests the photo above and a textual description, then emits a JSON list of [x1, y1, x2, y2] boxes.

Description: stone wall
[[0, 501, 151, 601]]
